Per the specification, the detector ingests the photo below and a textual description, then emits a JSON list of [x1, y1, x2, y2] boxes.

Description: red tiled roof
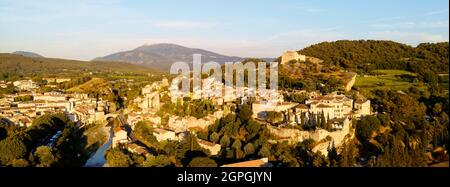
[[221, 158, 268, 167]]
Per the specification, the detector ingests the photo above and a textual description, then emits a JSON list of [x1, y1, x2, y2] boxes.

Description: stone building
[[198, 139, 221, 156], [281, 51, 306, 64], [353, 99, 371, 117], [13, 80, 39, 91], [112, 129, 129, 148], [153, 128, 177, 142]]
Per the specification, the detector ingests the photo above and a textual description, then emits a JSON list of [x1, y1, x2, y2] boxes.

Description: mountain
[[12, 51, 44, 58], [94, 43, 275, 71]]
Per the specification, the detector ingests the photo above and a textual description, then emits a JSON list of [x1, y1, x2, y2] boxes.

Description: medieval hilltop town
[[0, 51, 371, 167]]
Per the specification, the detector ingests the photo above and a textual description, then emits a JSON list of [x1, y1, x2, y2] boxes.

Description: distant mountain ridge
[[13, 51, 44, 58], [94, 43, 275, 71]]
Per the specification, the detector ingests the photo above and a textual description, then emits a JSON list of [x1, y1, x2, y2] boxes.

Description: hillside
[[278, 56, 356, 93], [0, 53, 155, 77], [12, 51, 44, 58], [298, 40, 449, 74], [67, 78, 110, 95], [94, 43, 275, 71]]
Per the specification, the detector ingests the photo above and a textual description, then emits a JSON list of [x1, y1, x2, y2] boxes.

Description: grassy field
[[355, 69, 427, 93], [67, 77, 110, 93]]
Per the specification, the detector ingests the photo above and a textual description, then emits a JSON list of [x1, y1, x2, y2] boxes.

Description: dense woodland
[[277, 40, 449, 94], [0, 113, 87, 167], [299, 40, 449, 75]]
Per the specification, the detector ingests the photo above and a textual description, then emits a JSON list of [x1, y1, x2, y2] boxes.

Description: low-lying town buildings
[[198, 139, 221, 156], [127, 143, 150, 157], [135, 85, 160, 113], [112, 128, 129, 148], [253, 92, 371, 156], [0, 91, 109, 127], [253, 92, 371, 126], [167, 110, 223, 133], [43, 78, 71, 84], [13, 80, 39, 91], [152, 128, 177, 142]]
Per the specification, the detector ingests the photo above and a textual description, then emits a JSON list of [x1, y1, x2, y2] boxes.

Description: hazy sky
[[0, 0, 448, 60]]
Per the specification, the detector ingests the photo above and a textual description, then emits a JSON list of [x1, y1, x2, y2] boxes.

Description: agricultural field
[[354, 69, 428, 94]]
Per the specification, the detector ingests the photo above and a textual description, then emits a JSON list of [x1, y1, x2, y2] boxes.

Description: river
[[83, 124, 113, 167]]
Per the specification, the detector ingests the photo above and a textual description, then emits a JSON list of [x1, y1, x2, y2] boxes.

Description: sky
[[0, 0, 448, 60]]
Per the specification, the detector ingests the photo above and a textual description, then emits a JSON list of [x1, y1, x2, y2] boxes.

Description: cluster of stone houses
[[252, 91, 371, 156], [13, 80, 39, 91], [42, 78, 71, 84], [0, 80, 10, 89], [0, 91, 109, 127], [6, 78, 71, 91], [113, 78, 225, 156], [116, 69, 372, 158], [253, 92, 371, 127]]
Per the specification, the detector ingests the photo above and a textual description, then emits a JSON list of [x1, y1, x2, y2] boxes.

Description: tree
[[312, 154, 329, 167], [197, 131, 209, 140], [106, 148, 132, 167], [11, 158, 30, 167], [219, 134, 231, 147], [231, 139, 242, 151], [210, 132, 220, 143], [243, 143, 255, 156], [34, 146, 57, 167], [433, 103, 443, 115], [245, 120, 261, 136], [176, 134, 205, 166], [0, 137, 27, 166], [266, 111, 283, 124], [238, 104, 253, 121], [142, 155, 172, 167], [134, 121, 158, 148], [188, 157, 217, 167], [225, 149, 234, 159], [328, 146, 339, 167], [258, 144, 271, 158], [356, 116, 381, 141], [340, 141, 357, 167], [320, 112, 326, 129]]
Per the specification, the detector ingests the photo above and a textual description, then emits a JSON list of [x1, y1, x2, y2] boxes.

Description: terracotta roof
[[221, 158, 269, 167], [355, 99, 368, 104], [296, 104, 309, 109], [430, 161, 449, 167], [198, 139, 217, 147], [153, 128, 172, 134], [316, 104, 333, 108]]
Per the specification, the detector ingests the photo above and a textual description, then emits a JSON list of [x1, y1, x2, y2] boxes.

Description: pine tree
[[320, 112, 326, 129]]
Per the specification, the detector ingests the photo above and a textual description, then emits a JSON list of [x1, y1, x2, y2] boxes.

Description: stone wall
[[168, 115, 217, 133], [267, 118, 351, 153], [345, 73, 357, 92]]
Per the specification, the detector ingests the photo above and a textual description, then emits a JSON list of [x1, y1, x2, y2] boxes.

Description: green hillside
[[0, 53, 156, 79], [299, 40, 449, 75]]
